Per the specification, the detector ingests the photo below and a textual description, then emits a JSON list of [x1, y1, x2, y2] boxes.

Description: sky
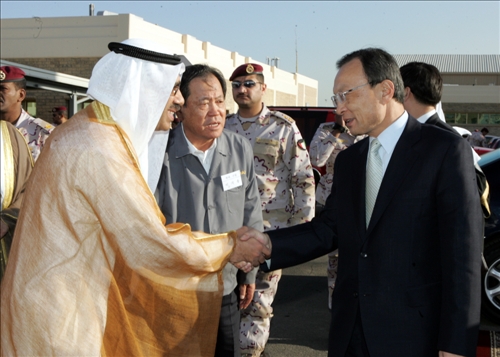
[[1, 1, 499, 106]]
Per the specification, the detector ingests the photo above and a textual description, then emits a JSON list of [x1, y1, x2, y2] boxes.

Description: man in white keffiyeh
[[1, 38, 269, 357]]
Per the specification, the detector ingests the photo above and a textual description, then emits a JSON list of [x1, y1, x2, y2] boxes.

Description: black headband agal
[[108, 42, 181, 65]]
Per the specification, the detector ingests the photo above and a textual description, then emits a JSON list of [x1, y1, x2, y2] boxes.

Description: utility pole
[[295, 25, 298, 73]]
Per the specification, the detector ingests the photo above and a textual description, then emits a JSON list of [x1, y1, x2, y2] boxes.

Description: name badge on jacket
[[221, 170, 242, 191]]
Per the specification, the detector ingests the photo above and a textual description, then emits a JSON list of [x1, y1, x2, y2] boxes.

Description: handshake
[[229, 227, 272, 273]]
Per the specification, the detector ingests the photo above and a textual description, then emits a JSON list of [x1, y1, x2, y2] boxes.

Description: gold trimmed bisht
[[1, 101, 235, 357]]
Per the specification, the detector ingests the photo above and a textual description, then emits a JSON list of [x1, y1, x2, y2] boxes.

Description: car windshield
[[478, 149, 500, 167]]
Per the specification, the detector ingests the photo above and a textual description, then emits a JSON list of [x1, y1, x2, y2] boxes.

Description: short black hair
[[180, 64, 227, 103], [12, 78, 27, 91], [336, 48, 405, 104], [400, 61, 442, 106]]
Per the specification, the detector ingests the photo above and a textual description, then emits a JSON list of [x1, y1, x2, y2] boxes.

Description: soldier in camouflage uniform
[[0, 66, 54, 161], [310, 121, 347, 211], [309, 121, 347, 310], [225, 63, 315, 357], [310, 119, 365, 310]]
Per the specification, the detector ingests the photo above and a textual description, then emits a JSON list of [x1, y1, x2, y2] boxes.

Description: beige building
[[395, 55, 500, 134], [0, 12, 318, 121]]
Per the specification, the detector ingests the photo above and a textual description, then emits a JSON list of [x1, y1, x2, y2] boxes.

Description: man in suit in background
[[400, 61, 450, 128], [400, 61, 490, 217], [237, 48, 483, 357]]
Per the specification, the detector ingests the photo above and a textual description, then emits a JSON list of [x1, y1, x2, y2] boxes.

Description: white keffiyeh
[[87, 38, 184, 190]]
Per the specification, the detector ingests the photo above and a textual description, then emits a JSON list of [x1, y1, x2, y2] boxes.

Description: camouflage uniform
[[16, 109, 54, 161], [309, 122, 347, 206], [311, 126, 365, 309], [225, 105, 315, 357], [309, 123, 347, 310]]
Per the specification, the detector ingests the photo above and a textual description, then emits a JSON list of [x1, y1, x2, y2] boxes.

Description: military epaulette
[[270, 111, 295, 125], [33, 118, 55, 133], [319, 122, 336, 132]]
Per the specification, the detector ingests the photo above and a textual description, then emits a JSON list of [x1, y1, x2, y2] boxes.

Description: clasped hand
[[230, 226, 272, 273]]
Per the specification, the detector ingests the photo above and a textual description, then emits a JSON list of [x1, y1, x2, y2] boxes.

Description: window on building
[[22, 99, 37, 117], [479, 114, 500, 125], [446, 113, 500, 125], [453, 113, 467, 124], [445, 113, 455, 123], [468, 113, 479, 124]]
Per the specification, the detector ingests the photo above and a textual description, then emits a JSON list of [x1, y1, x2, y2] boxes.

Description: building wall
[[441, 84, 500, 132], [441, 80, 500, 130], [396, 56, 500, 132], [1, 13, 318, 115], [6, 57, 100, 78], [442, 73, 499, 86], [4, 57, 100, 122], [23, 89, 68, 122], [442, 85, 500, 104], [305, 85, 318, 107]]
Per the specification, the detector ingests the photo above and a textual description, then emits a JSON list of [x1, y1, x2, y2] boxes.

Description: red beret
[[0, 66, 26, 82], [230, 63, 263, 81], [51, 106, 67, 112]]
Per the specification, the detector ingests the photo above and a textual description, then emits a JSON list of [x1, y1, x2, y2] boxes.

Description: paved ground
[[264, 255, 500, 357], [265, 255, 330, 357]]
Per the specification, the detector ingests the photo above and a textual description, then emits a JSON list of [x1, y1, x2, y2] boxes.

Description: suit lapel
[[364, 118, 422, 239], [354, 138, 369, 245]]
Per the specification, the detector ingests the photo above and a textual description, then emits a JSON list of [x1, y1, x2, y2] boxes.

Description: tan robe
[[0, 120, 33, 281], [1, 102, 234, 357]]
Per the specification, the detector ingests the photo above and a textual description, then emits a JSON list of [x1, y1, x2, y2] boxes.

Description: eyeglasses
[[331, 83, 369, 107], [231, 80, 262, 89]]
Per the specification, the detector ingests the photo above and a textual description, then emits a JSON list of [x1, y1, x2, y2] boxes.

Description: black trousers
[[214, 290, 241, 357]]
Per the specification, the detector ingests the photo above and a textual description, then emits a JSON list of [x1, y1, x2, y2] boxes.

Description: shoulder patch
[[270, 111, 295, 125], [319, 122, 336, 131], [297, 139, 307, 151], [255, 137, 279, 146], [319, 121, 335, 128], [33, 118, 55, 132]]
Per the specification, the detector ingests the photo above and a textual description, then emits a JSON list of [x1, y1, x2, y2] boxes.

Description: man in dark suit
[[400, 61, 450, 128], [400, 61, 490, 218], [237, 48, 483, 357]]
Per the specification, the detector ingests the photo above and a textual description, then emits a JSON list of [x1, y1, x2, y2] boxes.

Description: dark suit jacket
[[425, 112, 453, 130], [264, 116, 483, 357], [425, 113, 490, 217]]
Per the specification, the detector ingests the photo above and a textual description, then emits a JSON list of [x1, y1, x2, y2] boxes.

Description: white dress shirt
[[416, 109, 437, 124], [181, 124, 217, 174], [369, 111, 409, 175]]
